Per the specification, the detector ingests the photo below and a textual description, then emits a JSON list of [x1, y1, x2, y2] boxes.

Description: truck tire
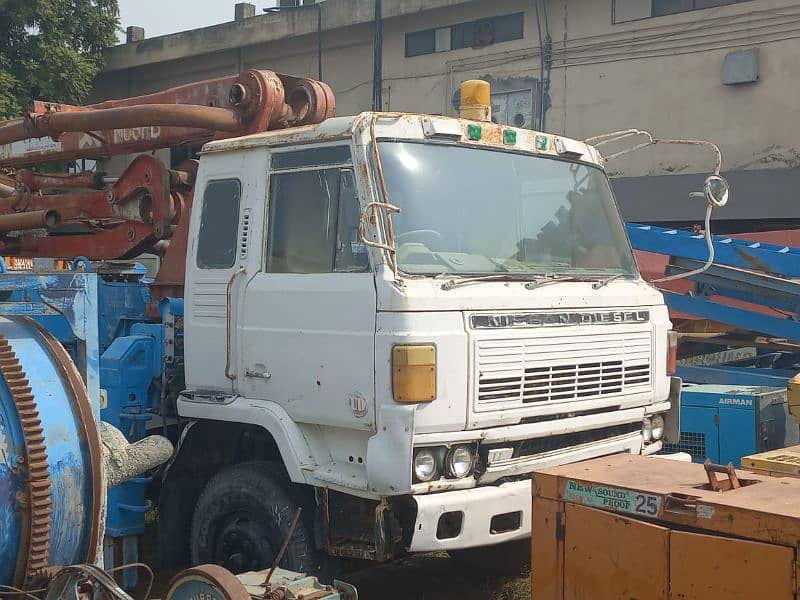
[[448, 539, 531, 576], [190, 461, 319, 575]]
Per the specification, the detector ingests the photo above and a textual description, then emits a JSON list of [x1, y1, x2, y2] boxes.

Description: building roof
[[105, 0, 476, 72]]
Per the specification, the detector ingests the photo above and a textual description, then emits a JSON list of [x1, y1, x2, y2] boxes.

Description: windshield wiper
[[440, 274, 522, 291], [591, 274, 627, 289], [439, 272, 629, 291], [522, 275, 585, 290], [440, 272, 573, 291]]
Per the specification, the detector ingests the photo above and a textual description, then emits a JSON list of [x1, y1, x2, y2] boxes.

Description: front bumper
[[408, 479, 531, 552], [407, 431, 645, 552]]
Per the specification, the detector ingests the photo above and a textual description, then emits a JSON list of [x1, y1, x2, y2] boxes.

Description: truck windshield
[[378, 141, 638, 278]]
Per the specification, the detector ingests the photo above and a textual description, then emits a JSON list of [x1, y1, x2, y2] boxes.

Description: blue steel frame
[[627, 223, 800, 277], [676, 365, 794, 387], [627, 223, 800, 345]]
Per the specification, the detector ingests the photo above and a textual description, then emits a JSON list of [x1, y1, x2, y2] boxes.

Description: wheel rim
[[213, 513, 275, 572]]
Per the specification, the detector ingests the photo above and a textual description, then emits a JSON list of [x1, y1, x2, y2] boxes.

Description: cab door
[[237, 145, 377, 431], [184, 149, 267, 393]]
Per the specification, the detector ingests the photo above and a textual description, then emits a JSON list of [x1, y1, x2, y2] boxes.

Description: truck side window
[[196, 179, 241, 269], [266, 167, 369, 274]]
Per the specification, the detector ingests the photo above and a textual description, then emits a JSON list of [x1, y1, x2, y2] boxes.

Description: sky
[[116, 0, 282, 41]]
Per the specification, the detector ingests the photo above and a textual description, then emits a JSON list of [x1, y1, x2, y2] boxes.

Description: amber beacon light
[[459, 80, 492, 122]]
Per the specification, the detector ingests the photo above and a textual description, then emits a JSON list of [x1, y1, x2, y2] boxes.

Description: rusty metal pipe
[[17, 170, 104, 191], [0, 104, 244, 147], [0, 119, 30, 146], [0, 209, 60, 233]]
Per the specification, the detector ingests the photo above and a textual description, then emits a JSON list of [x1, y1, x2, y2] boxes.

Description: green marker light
[[467, 124, 482, 141], [535, 134, 549, 151], [503, 129, 517, 145]]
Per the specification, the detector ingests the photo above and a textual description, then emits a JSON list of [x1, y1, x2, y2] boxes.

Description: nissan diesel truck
[[0, 72, 679, 577], [170, 118, 679, 573]]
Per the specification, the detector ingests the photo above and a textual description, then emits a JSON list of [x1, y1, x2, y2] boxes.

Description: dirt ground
[[342, 553, 530, 600]]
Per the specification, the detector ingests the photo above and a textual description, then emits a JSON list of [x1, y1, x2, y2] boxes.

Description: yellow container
[[533, 454, 800, 599]]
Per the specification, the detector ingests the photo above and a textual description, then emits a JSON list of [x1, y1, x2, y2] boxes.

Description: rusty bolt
[[106, 191, 115, 204], [144, 170, 151, 184], [127, 228, 136, 242]]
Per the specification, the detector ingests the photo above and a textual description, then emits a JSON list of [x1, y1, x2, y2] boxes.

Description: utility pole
[[316, 3, 323, 81], [372, 0, 383, 111]]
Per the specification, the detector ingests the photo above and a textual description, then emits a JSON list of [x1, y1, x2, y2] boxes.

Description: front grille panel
[[475, 331, 652, 411]]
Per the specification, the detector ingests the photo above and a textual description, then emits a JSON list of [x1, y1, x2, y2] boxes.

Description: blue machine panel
[[719, 406, 757, 465], [663, 383, 798, 466]]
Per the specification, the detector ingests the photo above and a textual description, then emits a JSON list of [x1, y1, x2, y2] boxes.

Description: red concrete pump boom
[[0, 69, 335, 305]]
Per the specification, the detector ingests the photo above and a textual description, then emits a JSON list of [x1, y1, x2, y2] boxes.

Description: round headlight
[[446, 445, 474, 479], [414, 448, 438, 482], [651, 415, 665, 441], [642, 417, 653, 443]]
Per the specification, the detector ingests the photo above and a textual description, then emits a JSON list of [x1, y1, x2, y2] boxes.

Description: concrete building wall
[[549, 0, 800, 179], [93, 0, 800, 225], [379, 0, 540, 116]]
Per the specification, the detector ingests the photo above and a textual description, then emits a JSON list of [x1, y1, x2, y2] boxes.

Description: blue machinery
[[628, 223, 800, 466], [0, 261, 182, 589], [0, 273, 100, 587]]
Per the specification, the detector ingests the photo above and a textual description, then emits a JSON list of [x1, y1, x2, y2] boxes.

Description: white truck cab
[[167, 111, 677, 573]]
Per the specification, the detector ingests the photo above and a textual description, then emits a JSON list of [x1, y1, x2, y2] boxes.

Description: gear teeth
[[0, 334, 52, 584]]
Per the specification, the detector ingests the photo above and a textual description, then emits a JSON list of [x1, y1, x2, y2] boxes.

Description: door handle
[[225, 267, 246, 382], [245, 368, 272, 380]]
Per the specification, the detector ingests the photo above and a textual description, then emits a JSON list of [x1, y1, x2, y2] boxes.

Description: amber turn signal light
[[392, 345, 436, 403]]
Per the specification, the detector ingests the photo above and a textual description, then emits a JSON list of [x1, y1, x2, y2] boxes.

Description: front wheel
[[190, 461, 320, 574], [448, 539, 531, 576]]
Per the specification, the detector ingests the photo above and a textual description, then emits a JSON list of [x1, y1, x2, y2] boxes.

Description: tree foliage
[[0, 0, 119, 119]]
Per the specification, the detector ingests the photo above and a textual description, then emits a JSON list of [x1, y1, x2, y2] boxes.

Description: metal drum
[[0, 316, 101, 587]]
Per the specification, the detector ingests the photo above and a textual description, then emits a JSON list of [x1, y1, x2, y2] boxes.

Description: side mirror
[[704, 174, 730, 207]]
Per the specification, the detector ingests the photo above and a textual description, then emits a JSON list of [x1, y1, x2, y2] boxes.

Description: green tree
[[0, 0, 119, 120]]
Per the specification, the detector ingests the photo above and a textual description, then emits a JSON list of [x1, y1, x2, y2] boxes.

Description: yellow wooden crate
[[742, 445, 800, 478]]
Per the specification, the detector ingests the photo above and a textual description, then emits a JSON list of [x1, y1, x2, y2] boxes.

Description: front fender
[[176, 394, 313, 483]]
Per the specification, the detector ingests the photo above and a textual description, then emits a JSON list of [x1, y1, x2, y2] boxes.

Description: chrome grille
[[475, 331, 652, 411]]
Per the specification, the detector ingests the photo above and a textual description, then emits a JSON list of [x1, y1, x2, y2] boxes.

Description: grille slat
[[478, 347, 647, 359], [475, 331, 652, 411]]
